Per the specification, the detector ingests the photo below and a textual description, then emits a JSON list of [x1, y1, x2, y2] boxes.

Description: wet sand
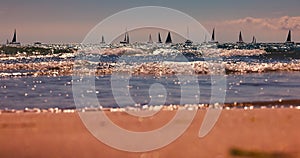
[[0, 108, 299, 158]]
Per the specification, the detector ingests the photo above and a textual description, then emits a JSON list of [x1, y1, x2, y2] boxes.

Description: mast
[[158, 32, 162, 43], [165, 32, 172, 44]]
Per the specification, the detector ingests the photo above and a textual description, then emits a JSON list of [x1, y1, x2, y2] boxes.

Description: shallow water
[[1, 72, 300, 110]]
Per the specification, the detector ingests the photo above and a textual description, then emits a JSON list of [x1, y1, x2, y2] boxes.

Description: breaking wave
[[1, 47, 300, 77]]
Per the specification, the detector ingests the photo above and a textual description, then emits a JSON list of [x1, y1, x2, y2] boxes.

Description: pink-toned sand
[[0, 108, 299, 158]]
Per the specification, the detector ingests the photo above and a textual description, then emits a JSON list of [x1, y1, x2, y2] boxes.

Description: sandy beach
[[0, 108, 299, 158]]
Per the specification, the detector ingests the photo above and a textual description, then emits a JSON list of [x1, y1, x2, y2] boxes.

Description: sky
[[1, 0, 300, 43]]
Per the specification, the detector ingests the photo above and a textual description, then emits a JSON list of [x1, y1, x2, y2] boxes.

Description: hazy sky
[[1, 0, 300, 43]]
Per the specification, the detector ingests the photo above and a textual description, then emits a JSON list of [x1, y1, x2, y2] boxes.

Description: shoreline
[[1, 100, 300, 114]]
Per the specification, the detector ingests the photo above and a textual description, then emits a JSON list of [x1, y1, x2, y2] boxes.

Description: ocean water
[[1, 71, 300, 110], [1, 48, 300, 110]]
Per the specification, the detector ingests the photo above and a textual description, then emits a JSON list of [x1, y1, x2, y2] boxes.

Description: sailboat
[[237, 31, 244, 44], [251, 36, 257, 44], [285, 30, 294, 44], [100, 35, 105, 44], [165, 32, 172, 44], [120, 32, 129, 44], [126, 32, 129, 44], [184, 26, 193, 46], [158, 32, 162, 43], [147, 34, 153, 43], [208, 28, 218, 44], [9, 29, 21, 45]]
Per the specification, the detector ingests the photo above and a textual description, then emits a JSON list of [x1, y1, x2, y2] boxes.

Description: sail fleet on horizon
[[2, 28, 297, 45]]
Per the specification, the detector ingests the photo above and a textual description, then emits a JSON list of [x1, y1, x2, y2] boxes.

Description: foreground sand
[[0, 108, 299, 158]]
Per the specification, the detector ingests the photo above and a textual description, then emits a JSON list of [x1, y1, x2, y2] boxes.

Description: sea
[[1, 45, 300, 110]]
